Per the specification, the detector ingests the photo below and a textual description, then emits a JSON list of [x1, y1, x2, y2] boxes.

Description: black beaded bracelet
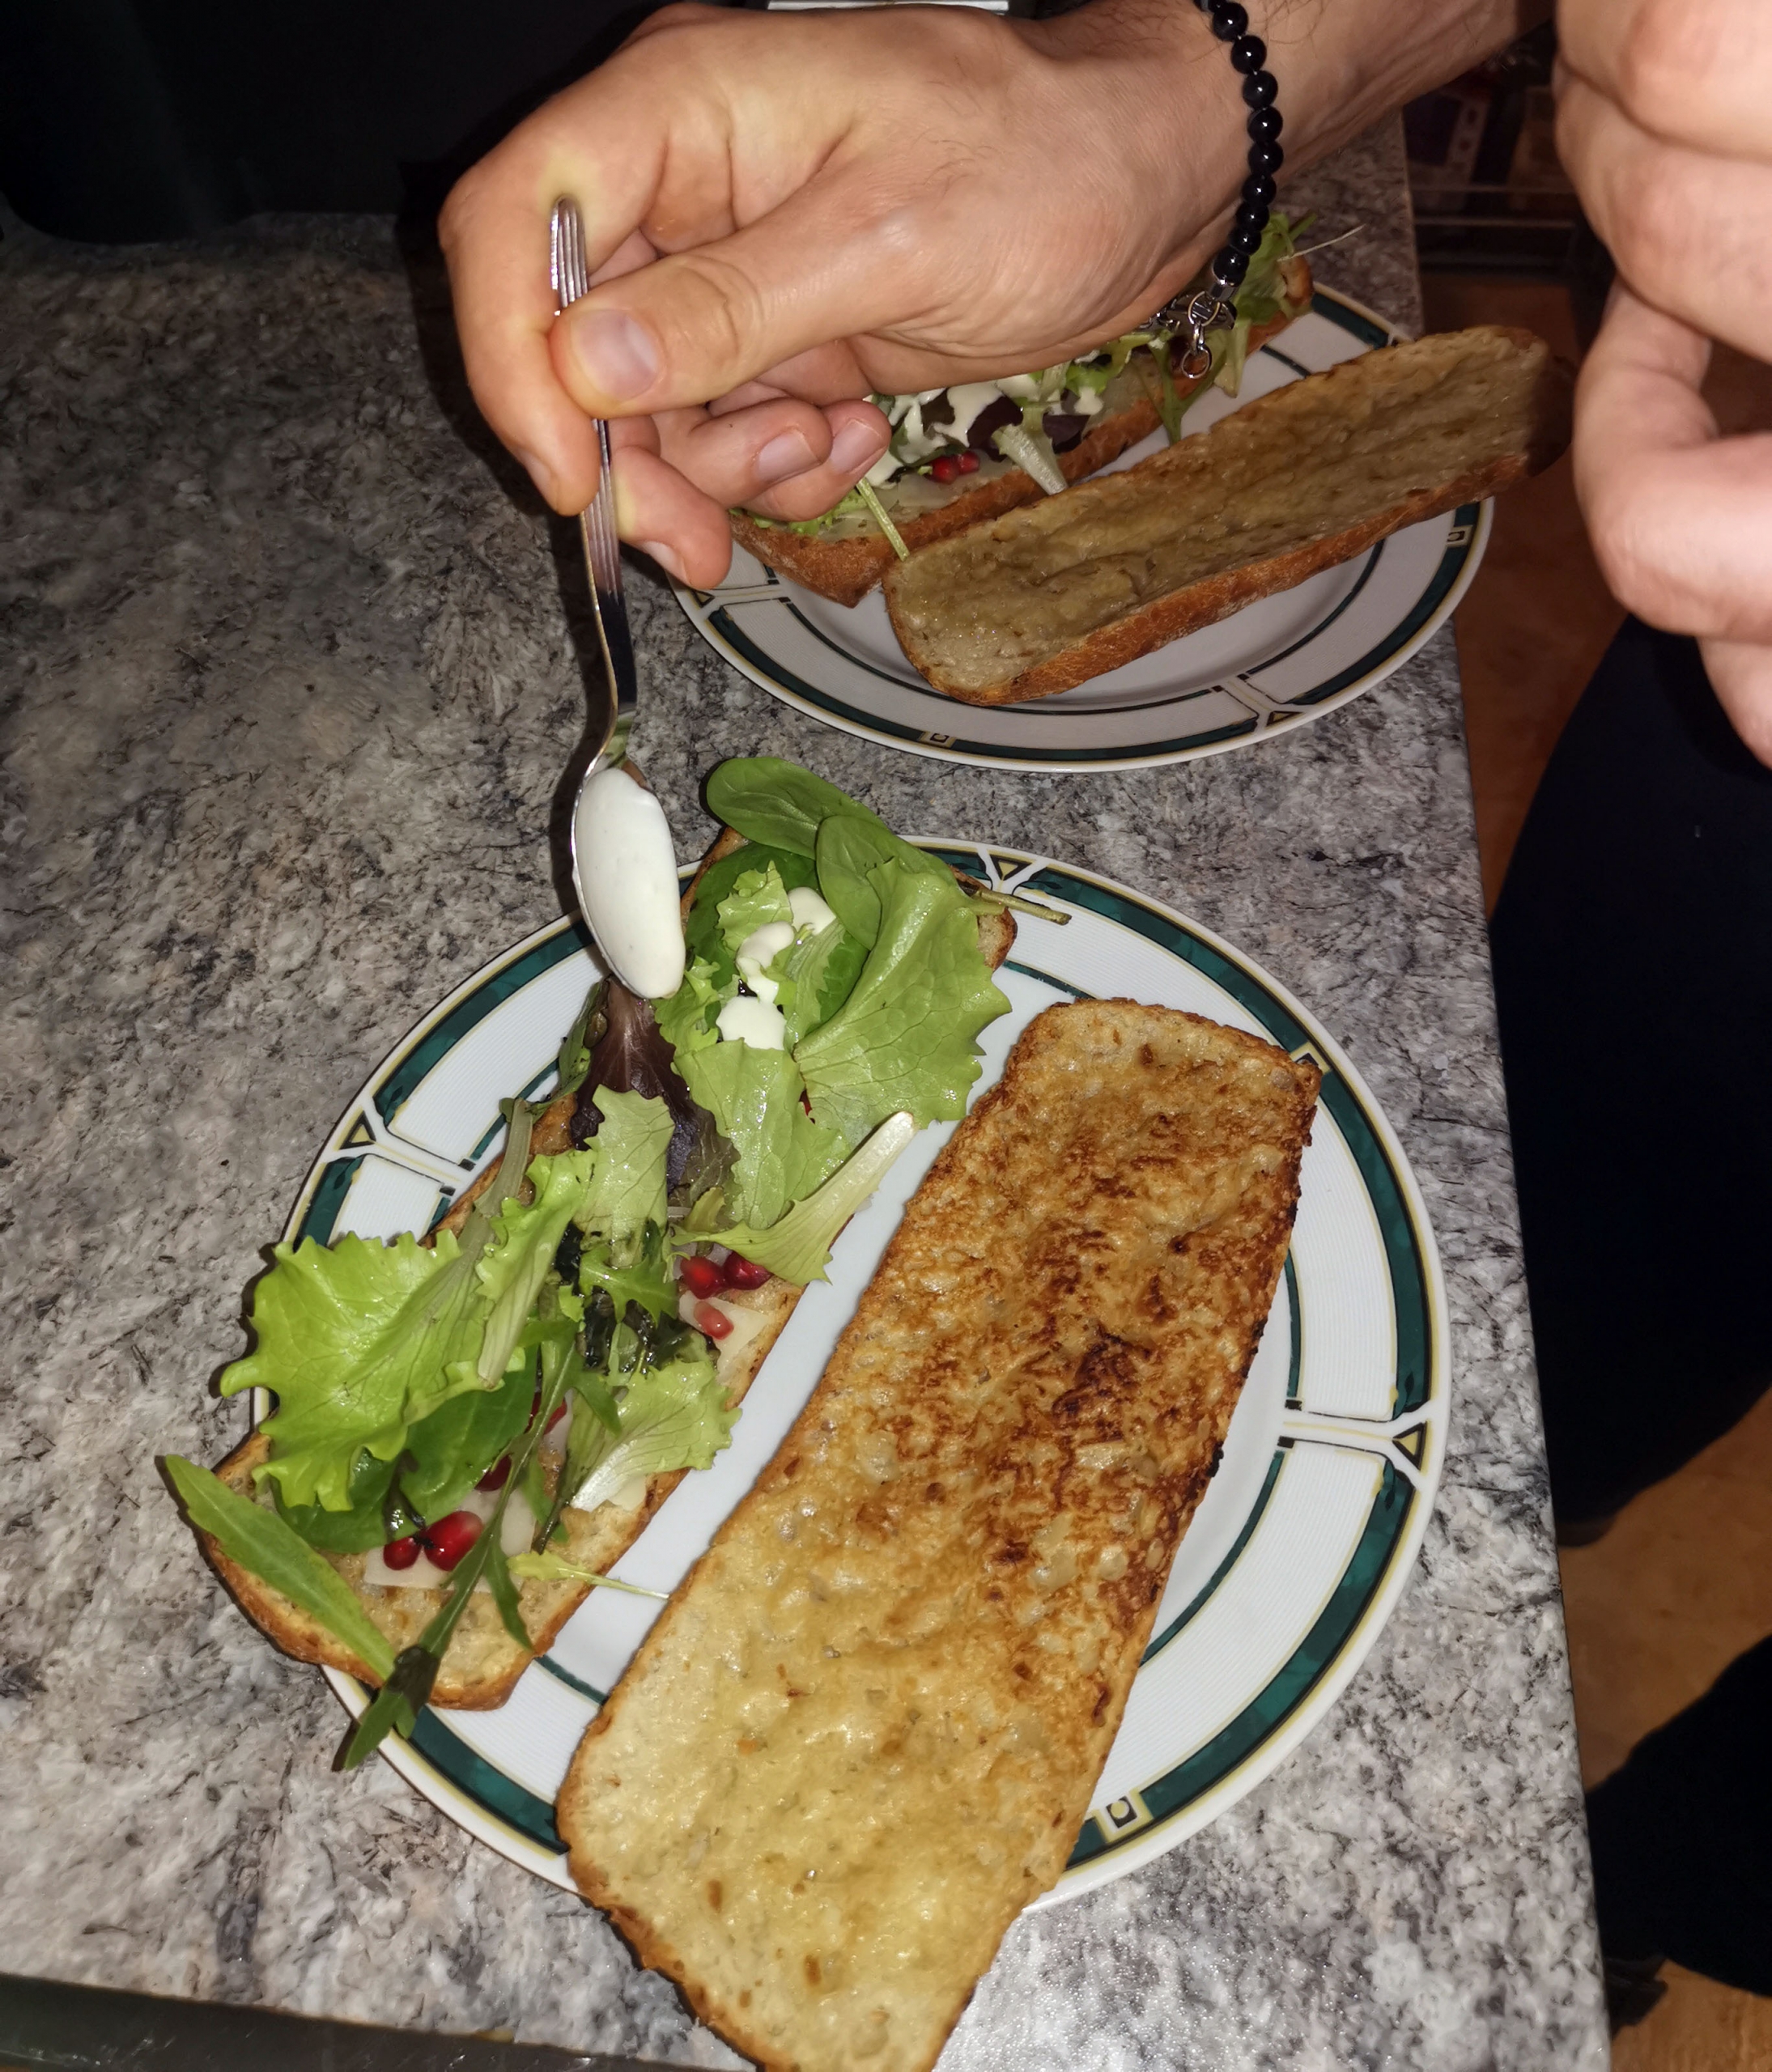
[[1149, 0, 1284, 377]]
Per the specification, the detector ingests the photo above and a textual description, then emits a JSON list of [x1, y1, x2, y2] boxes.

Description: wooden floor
[[1425, 274, 1772, 2070]]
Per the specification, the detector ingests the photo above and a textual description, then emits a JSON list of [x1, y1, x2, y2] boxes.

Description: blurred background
[[1407, 32, 1772, 2070]]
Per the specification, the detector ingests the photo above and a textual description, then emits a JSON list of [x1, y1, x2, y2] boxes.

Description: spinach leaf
[[814, 814, 948, 950], [705, 757, 884, 856]]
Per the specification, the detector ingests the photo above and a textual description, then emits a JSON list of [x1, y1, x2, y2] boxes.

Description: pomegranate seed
[[381, 1535, 421, 1571], [694, 1299, 734, 1340], [930, 454, 961, 483], [721, 1253, 771, 1290], [420, 1510, 482, 1570], [476, 1455, 512, 1492], [958, 449, 980, 473], [678, 1252, 725, 1299]]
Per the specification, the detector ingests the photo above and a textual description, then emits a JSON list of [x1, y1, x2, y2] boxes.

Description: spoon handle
[[550, 197, 636, 771]]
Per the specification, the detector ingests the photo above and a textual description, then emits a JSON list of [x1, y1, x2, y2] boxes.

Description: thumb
[[548, 181, 926, 418]]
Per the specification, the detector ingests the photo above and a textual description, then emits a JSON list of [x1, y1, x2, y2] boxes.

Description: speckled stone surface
[[0, 117, 1608, 2070]]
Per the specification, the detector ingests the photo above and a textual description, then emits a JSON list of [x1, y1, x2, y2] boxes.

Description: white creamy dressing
[[788, 885, 837, 933], [735, 919, 795, 1003], [572, 765, 686, 1000], [716, 993, 788, 1049]]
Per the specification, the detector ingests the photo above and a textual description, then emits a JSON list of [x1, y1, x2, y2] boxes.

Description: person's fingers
[[1702, 636, 1772, 768], [1575, 287, 1772, 645], [589, 227, 658, 288], [606, 444, 734, 588], [440, 159, 605, 513], [708, 342, 874, 418], [740, 400, 890, 523], [1557, 74, 1772, 367], [1558, 0, 1771, 163], [652, 395, 881, 510]]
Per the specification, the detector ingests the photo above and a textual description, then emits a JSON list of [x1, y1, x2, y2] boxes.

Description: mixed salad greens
[[754, 213, 1313, 540], [168, 758, 1032, 1765]]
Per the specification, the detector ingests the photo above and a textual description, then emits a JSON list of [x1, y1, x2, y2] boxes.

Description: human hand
[[1557, 0, 1772, 761], [440, 0, 1250, 584]]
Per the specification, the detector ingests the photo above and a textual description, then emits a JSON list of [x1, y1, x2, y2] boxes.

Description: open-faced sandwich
[[733, 215, 1315, 605], [167, 758, 1025, 1760]]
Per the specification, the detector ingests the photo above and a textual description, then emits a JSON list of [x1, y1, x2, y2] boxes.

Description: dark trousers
[[1489, 617, 1772, 1993]]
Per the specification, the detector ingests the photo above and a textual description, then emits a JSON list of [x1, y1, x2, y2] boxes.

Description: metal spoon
[[550, 197, 684, 1000]]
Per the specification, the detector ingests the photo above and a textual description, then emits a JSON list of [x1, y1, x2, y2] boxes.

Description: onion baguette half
[[559, 1000, 1319, 2072], [883, 323, 1573, 705], [192, 831, 1017, 1712]]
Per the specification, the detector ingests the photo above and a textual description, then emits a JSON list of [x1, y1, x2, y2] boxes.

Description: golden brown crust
[[883, 324, 1574, 706], [196, 825, 1016, 1709], [559, 1002, 1319, 2072], [727, 297, 1311, 608]]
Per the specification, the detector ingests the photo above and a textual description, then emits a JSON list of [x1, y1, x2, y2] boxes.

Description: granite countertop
[[0, 117, 1608, 2070]]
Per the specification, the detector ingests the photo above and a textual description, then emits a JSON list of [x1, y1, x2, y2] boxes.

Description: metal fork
[[551, 194, 640, 817]]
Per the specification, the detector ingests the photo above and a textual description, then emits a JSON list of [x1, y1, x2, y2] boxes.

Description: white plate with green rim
[[277, 848, 1447, 1904], [672, 288, 1487, 773]]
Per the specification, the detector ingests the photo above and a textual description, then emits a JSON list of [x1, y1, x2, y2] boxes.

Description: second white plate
[[674, 291, 1485, 771]]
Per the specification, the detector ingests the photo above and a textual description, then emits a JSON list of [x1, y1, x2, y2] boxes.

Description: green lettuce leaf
[[224, 1228, 491, 1514], [674, 1038, 845, 1228], [779, 915, 865, 1048], [506, 1550, 666, 1599], [564, 1335, 737, 1518], [572, 1089, 673, 1252], [579, 1224, 678, 1324], [814, 813, 949, 950], [681, 843, 818, 989], [655, 955, 728, 1057], [704, 1110, 916, 1284], [168, 1456, 395, 1680], [704, 758, 883, 856], [466, 1151, 596, 1388], [716, 864, 794, 957], [796, 859, 1010, 1151]]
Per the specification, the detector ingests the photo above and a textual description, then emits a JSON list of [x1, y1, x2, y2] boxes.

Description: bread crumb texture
[[559, 1001, 1319, 2072]]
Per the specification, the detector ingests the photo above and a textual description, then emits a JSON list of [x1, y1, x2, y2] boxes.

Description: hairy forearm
[[1035, 0, 1546, 273]]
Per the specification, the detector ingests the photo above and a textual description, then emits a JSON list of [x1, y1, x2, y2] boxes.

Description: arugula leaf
[[814, 813, 948, 950], [705, 758, 884, 856], [167, 1456, 395, 1681], [506, 1550, 667, 1599], [716, 864, 794, 957], [579, 1221, 677, 1324], [572, 1088, 673, 1251], [225, 1229, 487, 1514], [705, 1110, 916, 1284], [482, 1537, 531, 1653], [674, 1038, 845, 1227], [796, 859, 1010, 1150]]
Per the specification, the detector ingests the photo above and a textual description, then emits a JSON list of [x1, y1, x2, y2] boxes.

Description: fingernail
[[829, 420, 887, 478], [637, 539, 686, 582], [756, 430, 817, 484], [513, 447, 558, 507], [569, 308, 661, 403]]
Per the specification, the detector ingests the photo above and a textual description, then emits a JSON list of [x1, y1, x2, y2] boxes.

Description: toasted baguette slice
[[559, 1001, 1320, 2072], [883, 323, 1573, 705], [730, 286, 1312, 607], [192, 833, 1016, 1710]]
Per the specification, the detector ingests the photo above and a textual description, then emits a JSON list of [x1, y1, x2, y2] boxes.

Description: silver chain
[[1148, 275, 1237, 380]]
